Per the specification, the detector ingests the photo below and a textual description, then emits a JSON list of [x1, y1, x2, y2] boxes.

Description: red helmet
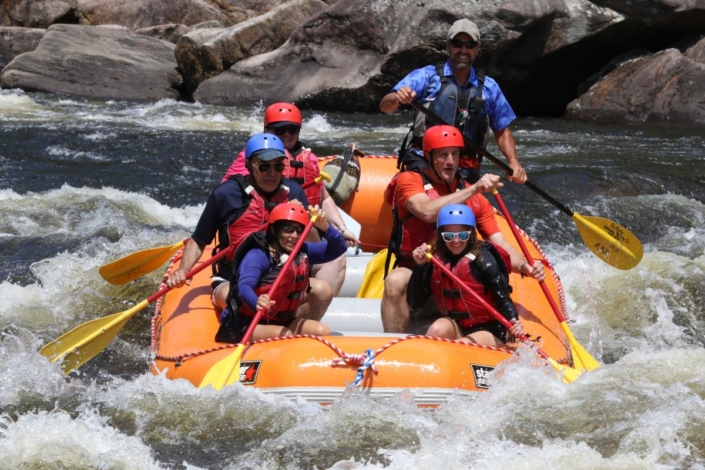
[[264, 103, 302, 127], [268, 203, 309, 226], [422, 125, 464, 154]]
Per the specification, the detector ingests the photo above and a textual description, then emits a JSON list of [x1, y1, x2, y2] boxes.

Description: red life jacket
[[386, 171, 468, 267], [239, 251, 310, 323], [221, 175, 290, 261], [430, 242, 512, 328], [283, 147, 321, 207]]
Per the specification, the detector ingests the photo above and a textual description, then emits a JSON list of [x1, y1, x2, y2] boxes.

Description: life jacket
[[228, 231, 309, 323], [213, 175, 290, 277], [400, 64, 489, 179], [284, 145, 321, 207], [384, 171, 467, 272], [430, 242, 512, 328]]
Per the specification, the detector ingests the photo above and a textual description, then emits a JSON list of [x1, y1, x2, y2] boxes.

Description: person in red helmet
[[381, 125, 544, 333], [215, 203, 347, 343], [222, 102, 360, 297]]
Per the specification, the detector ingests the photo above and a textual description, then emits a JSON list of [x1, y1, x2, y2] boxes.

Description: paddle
[[409, 101, 643, 270], [426, 252, 581, 383], [40, 246, 235, 374], [99, 238, 189, 286], [99, 172, 332, 285], [199, 212, 320, 390], [492, 190, 599, 371], [355, 248, 392, 299]]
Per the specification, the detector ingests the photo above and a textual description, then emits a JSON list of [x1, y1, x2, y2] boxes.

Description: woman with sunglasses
[[216, 202, 347, 343], [222, 102, 360, 297], [406, 203, 525, 347]]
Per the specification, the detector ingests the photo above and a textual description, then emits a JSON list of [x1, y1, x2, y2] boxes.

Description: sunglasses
[[256, 162, 286, 173], [450, 39, 478, 49], [270, 125, 300, 136], [280, 224, 305, 234], [441, 231, 471, 242]]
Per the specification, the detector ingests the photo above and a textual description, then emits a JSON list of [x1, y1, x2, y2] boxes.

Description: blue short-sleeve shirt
[[392, 62, 516, 132]]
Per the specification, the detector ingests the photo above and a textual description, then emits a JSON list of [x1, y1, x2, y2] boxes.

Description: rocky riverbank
[[1, 0, 704, 123]]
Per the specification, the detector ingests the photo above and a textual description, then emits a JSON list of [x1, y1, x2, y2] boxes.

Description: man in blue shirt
[[380, 19, 527, 184]]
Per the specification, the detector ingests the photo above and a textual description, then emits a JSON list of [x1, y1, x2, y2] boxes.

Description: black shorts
[[214, 309, 296, 344], [460, 320, 513, 343]]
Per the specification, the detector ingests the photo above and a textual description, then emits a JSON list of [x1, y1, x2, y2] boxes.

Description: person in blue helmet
[[166, 133, 334, 321], [379, 19, 528, 185], [406, 203, 525, 346]]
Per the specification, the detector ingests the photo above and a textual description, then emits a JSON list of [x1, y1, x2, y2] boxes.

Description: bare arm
[[165, 237, 205, 288], [379, 86, 416, 114], [321, 192, 361, 247], [406, 174, 503, 223], [493, 127, 526, 184], [486, 232, 545, 281]]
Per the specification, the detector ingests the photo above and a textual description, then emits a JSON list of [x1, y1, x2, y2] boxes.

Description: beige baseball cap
[[447, 19, 481, 42]]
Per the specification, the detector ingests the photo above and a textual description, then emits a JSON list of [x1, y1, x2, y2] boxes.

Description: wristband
[[520, 263, 527, 278]]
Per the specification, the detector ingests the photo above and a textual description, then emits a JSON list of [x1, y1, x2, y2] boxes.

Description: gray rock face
[[73, 0, 232, 29], [0, 24, 182, 101], [0, 0, 72, 28], [565, 37, 705, 123], [1, 0, 704, 123], [200, 0, 301, 25], [176, 0, 329, 96], [0, 26, 45, 70], [192, 0, 623, 110], [134, 23, 193, 44], [591, 0, 705, 28]]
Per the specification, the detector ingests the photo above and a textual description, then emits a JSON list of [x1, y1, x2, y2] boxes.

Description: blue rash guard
[[236, 225, 347, 311]]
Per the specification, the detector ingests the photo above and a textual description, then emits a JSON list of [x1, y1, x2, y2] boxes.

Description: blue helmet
[[437, 204, 476, 228], [244, 132, 286, 160]]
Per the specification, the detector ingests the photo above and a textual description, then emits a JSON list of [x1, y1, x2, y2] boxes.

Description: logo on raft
[[470, 364, 494, 389], [239, 360, 262, 384]]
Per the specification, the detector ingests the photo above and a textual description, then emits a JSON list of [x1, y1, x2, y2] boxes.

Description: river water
[[1, 88, 704, 469]]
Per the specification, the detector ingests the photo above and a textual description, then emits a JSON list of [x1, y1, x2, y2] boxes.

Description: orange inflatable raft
[[151, 156, 573, 406]]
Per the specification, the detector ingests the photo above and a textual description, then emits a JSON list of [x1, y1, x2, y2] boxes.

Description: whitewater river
[[1, 88, 704, 469]]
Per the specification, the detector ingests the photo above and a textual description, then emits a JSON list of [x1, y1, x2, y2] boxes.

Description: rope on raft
[[153, 333, 516, 375]]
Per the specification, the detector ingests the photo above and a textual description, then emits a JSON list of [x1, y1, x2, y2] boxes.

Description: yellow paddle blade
[[318, 170, 332, 183], [355, 249, 391, 299], [572, 214, 643, 270], [560, 322, 600, 372], [99, 240, 185, 285], [547, 358, 582, 384], [199, 345, 246, 390], [39, 299, 148, 374]]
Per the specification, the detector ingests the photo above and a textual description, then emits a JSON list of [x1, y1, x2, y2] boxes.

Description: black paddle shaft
[[409, 101, 575, 218]]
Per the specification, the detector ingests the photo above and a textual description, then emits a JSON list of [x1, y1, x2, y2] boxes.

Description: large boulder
[[590, 0, 705, 29], [0, 0, 72, 28], [192, 0, 623, 110], [564, 37, 705, 123], [176, 0, 329, 96], [133, 23, 193, 44], [72, 0, 232, 29], [0, 24, 182, 101], [200, 0, 307, 25], [0, 26, 45, 70]]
